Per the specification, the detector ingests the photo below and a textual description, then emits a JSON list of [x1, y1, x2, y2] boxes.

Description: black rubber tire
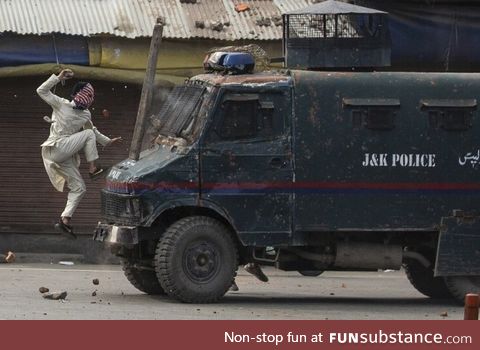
[[444, 276, 480, 304], [121, 259, 165, 295], [404, 260, 452, 299], [298, 270, 324, 277], [155, 216, 238, 303]]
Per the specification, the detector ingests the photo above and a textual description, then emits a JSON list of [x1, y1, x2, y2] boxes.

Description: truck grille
[[101, 190, 141, 226]]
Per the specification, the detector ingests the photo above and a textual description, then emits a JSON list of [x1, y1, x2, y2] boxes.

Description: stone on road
[[38, 286, 49, 294], [0, 264, 462, 320], [42, 291, 67, 300]]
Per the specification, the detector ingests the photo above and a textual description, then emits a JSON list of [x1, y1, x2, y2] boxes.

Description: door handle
[[270, 157, 283, 168]]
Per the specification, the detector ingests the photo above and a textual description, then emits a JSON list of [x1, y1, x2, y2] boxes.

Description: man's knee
[[83, 128, 95, 140]]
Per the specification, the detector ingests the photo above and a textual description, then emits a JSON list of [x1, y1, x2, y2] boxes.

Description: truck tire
[[121, 259, 165, 295], [298, 270, 324, 277], [404, 260, 452, 299], [444, 276, 480, 304], [155, 216, 238, 303]]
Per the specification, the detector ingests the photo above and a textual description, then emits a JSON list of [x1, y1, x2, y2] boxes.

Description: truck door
[[200, 87, 293, 245]]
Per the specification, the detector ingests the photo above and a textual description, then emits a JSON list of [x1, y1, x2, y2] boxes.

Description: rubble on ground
[[42, 291, 67, 300], [38, 286, 49, 293]]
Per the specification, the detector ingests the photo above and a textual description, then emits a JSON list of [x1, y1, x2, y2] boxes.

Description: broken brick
[[235, 3, 250, 12]]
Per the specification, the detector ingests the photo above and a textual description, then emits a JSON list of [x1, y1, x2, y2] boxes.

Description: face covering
[[73, 83, 94, 110]]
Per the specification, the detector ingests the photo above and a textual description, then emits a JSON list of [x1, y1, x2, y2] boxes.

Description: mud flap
[[435, 214, 480, 277]]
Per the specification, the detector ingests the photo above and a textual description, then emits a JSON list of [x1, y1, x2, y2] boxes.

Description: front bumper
[[94, 223, 139, 245]]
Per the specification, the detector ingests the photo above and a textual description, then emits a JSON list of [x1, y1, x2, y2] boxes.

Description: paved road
[[0, 264, 462, 320]]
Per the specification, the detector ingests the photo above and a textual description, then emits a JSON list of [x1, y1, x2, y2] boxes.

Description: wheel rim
[[183, 241, 219, 283]]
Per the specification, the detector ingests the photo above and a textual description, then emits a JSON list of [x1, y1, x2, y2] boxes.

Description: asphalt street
[[0, 264, 463, 320]]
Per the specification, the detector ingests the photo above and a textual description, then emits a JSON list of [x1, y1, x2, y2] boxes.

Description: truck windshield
[[150, 84, 208, 143]]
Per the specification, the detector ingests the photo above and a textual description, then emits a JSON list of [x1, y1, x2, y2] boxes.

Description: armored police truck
[[94, 57, 480, 303]]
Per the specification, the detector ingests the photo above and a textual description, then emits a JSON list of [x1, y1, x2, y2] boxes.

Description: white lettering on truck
[[362, 153, 436, 168], [459, 150, 480, 169]]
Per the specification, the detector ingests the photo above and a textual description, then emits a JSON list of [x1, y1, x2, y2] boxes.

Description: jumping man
[[37, 69, 121, 239]]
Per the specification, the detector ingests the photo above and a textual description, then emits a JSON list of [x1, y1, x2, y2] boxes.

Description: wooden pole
[[129, 18, 163, 161], [464, 294, 479, 320]]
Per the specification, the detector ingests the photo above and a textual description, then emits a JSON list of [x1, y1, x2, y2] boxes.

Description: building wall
[[0, 34, 283, 84]]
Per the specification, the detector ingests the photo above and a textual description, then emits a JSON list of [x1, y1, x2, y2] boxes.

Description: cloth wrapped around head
[[71, 82, 94, 110]]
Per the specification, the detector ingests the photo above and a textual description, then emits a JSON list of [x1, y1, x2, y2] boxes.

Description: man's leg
[[52, 129, 101, 173], [53, 157, 86, 239], [59, 158, 87, 220]]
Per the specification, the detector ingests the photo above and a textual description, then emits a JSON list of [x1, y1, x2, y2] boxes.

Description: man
[[37, 69, 121, 239]]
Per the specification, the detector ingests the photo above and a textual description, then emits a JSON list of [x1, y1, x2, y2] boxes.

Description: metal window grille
[[287, 14, 360, 39]]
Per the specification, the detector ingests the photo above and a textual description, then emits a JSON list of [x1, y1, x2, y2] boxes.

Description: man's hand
[[58, 69, 74, 81], [108, 137, 122, 146]]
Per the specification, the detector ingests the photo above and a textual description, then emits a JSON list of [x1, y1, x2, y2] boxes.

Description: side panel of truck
[[292, 71, 480, 232], [200, 84, 294, 245]]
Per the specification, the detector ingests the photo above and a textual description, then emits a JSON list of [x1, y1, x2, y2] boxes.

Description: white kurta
[[37, 74, 112, 217]]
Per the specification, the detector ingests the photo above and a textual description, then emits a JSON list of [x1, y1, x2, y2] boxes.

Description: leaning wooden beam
[[129, 18, 164, 161]]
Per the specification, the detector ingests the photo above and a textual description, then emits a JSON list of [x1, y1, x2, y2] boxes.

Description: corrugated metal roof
[[273, 0, 313, 15], [0, 0, 321, 40], [286, 0, 386, 15]]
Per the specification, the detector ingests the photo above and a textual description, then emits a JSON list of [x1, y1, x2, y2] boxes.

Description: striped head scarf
[[72, 83, 94, 110]]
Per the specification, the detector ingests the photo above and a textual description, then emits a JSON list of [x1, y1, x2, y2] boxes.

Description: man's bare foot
[[5, 251, 15, 263]]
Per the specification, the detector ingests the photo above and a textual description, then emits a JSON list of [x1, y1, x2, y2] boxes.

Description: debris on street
[[42, 291, 67, 300], [59, 261, 74, 266], [38, 287, 49, 294], [92, 290, 97, 297], [440, 311, 449, 317], [92, 278, 100, 285]]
